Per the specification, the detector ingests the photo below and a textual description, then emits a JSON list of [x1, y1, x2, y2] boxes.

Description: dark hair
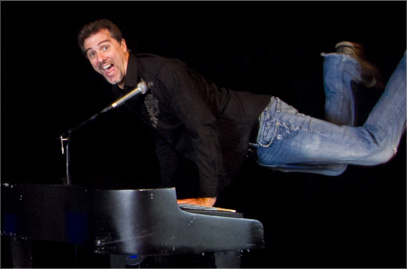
[[77, 19, 123, 54]]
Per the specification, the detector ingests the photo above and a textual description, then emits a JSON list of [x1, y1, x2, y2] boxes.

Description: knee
[[321, 164, 348, 176], [367, 145, 398, 166]]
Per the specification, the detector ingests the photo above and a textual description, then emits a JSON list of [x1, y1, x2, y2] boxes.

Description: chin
[[105, 77, 120, 85]]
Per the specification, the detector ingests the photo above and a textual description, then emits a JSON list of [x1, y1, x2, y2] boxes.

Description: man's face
[[83, 29, 129, 88]]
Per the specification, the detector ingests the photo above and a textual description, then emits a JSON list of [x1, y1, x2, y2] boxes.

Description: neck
[[118, 52, 130, 90]]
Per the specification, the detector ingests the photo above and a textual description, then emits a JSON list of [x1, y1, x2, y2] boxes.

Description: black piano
[[1, 183, 265, 268]]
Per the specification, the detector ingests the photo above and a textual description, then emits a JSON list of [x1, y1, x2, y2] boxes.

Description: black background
[[1, 1, 406, 268]]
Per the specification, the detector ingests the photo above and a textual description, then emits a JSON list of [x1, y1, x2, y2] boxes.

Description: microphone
[[101, 80, 148, 113]]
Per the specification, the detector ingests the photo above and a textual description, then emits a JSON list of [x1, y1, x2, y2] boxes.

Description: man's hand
[[177, 197, 217, 207]]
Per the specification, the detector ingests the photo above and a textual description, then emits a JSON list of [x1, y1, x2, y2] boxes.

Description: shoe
[[335, 41, 383, 89]]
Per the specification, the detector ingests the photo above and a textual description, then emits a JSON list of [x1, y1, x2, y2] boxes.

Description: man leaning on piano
[[77, 19, 406, 207]]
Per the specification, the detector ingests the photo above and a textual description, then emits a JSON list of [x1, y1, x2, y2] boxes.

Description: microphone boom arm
[[58, 80, 148, 184]]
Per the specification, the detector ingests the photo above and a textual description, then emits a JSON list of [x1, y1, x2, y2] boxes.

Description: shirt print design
[[144, 93, 160, 128]]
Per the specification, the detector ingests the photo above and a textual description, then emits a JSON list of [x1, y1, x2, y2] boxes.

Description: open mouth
[[101, 63, 115, 76]]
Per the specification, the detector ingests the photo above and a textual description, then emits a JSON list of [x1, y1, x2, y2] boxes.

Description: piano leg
[[10, 237, 32, 268], [214, 250, 241, 268]]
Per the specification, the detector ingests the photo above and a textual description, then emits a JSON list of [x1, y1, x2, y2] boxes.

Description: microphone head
[[138, 81, 148, 94]]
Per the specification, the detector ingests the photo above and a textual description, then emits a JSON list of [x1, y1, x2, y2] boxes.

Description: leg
[[254, 53, 406, 175], [322, 53, 359, 126], [323, 41, 384, 126], [316, 43, 383, 174], [10, 237, 33, 268], [214, 251, 241, 268], [254, 52, 359, 176], [318, 52, 361, 174]]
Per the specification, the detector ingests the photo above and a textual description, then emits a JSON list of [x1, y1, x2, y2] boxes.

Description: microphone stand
[[59, 109, 110, 185], [59, 80, 148, 185]]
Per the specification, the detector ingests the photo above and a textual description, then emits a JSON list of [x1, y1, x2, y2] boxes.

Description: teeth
[[102, 64, 112, 70]]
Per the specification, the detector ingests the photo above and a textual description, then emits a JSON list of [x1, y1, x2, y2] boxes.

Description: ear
[[120, 38, 128, 52]]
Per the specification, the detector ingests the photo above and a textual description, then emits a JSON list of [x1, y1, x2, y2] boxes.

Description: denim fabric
[[252, 53, 406, 176]]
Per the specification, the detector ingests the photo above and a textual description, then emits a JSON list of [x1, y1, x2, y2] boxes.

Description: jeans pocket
[[257, 117, 279, 147], [257, 97, 299, 147]]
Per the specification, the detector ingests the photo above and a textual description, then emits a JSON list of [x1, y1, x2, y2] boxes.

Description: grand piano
[[1, 182, 265, 268]]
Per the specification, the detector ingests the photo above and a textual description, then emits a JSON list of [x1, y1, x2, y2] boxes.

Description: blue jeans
[[253, 52, 406, 176]]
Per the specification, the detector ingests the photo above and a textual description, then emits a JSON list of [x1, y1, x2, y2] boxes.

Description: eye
[[102, 45, 110, 51], [88, 51, 96, 59]]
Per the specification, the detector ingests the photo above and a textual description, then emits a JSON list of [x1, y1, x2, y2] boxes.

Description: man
[[78, 19, 406, 207]]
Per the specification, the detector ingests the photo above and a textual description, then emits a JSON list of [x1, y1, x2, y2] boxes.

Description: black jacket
[[113, 53, 271, 197]]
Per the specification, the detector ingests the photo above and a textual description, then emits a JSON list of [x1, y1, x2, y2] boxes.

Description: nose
[[96, 51, 106, 63]]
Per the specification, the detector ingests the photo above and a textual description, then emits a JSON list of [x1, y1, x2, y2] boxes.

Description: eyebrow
[[84, 39, 111, 54]]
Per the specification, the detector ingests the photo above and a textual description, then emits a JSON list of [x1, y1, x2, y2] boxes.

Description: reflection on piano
[[1, 183, 265, 268]]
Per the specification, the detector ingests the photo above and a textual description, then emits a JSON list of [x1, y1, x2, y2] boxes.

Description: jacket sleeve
[[154, 134, 179, 188], [156, 61, 223, 197]]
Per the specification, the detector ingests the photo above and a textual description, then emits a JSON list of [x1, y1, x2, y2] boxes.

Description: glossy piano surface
[[1, 183, 265, 256]]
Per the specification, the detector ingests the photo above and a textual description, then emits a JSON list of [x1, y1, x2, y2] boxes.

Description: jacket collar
[[123, 53, 139, 89]]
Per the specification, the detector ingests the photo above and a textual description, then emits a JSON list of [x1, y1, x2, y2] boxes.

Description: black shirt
[[113, 53, 271, 197]]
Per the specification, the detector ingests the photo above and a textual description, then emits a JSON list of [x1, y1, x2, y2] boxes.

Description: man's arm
[[159, 62, 224, 198]]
